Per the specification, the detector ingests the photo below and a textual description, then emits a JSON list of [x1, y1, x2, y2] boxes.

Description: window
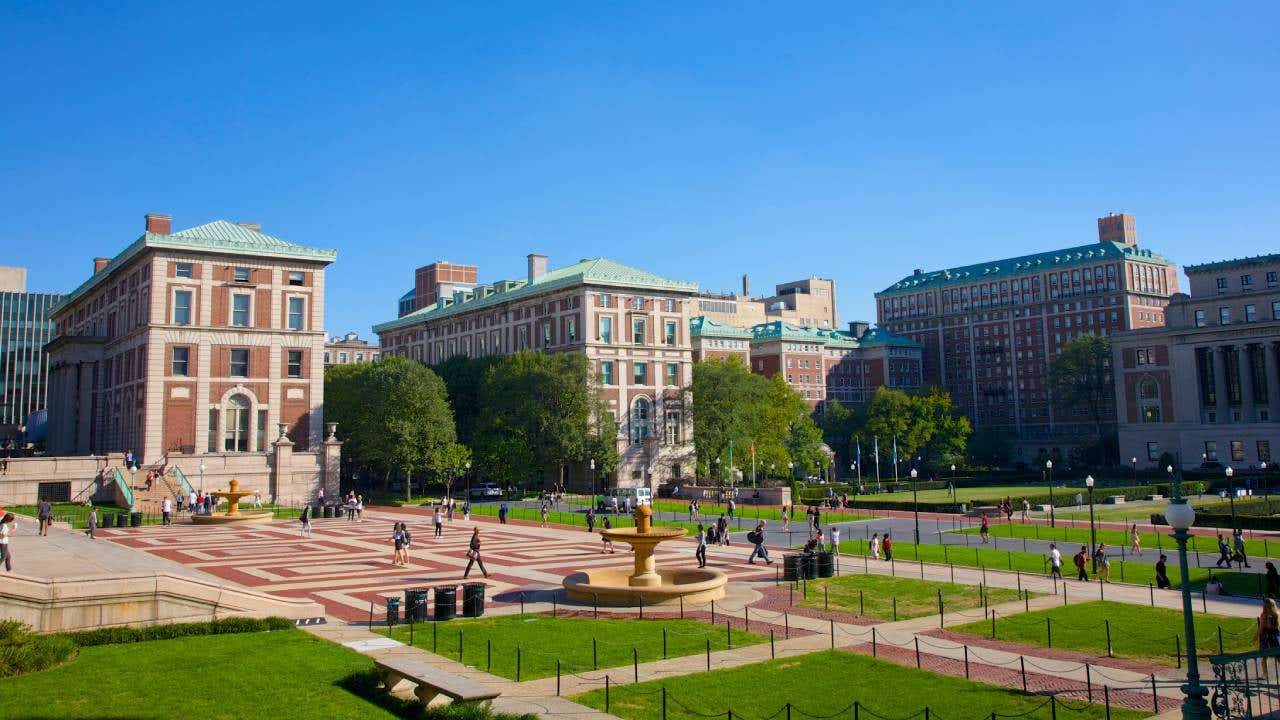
[[1194, 309, 1206, 327], [233, 267, 250, 283], [632, 317, 646, 344], [665, 299, 676, 312], [1268, 271, 1278, 287], [1219, 307, 1231, 325], [1137, 377, 1161, 422], [567, 317, 577, 343], [633, 361, 647, 385], [285, 297, 305, 330], [1246, 304, 1257, 322], [207, 408, 219, 452], [630, 397, 650, 445], [1146, 441, 1160, 462], [324, 351, 330, 363], [1241, 274, 1253, 289], [230, 348, 249, 377], [1216, 278, 1228, 293], [287, 350, 303, 378], [664, 410, 682, 444], [173, 290, 192, 325], [171, 347, 190, 376], [541, 321, 552, 347], [1231, 441, 1245, 462], [664, 321, 677, 346], [231, 293, 250, 327], [224, 394, 250, 452], [632, 296, 644, 310], [338, 352, 348, 363], [175, 262, 193, 279], [287, 271, 304, 286], [600, 293, 612, 308], [1274, 300, 1280, 320], [1204, 441, 1218, 462], [665, 363, 678, 386], [599, 317, 613, 344], [1260, 440, 1272, 464], [355, 352, 364, 362], [600, 361, 614, 385]]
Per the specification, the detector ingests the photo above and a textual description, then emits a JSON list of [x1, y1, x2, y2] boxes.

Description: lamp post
[[199, 459, 206, 493], [464, 461, 471, 500], [1046, 459, 1055, 528], [588, 456, 596, 510], [1132, 456, 1139, 485], [1085, 474, 1097, 574], [770, 463, 775, 484], [910, 468, 920, 543], [1165, 460, 1212, 720], [1225, 466, 1237, 530]]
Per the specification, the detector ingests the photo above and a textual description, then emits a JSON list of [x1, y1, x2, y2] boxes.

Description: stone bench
[[1106, 496, 1126, 504], [1145, 494, 1164, 502], [963, 506, 1004, 518], [374, 656, 500, 706]]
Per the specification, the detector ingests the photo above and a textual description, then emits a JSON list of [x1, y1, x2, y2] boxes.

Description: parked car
[[469, 483, 503, 500], [597, 486, 652, 512]]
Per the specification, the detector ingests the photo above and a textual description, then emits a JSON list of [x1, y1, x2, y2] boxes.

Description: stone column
[[1215, 345, 1231, 422], [1240, 344, 1257, 422], [1269, 342, 1280, 421], [271, 422, 294, 504], [322, 422, 342, 503]]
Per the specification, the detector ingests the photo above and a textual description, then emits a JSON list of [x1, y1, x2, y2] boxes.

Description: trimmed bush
[[65, 616, 294, 647], [0, 621, 77, 678], [849, 481, 1205, 512]]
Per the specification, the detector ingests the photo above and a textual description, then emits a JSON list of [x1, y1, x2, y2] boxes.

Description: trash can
[[323, 505, 334, 519], [462, 583, 486, 617], [783, 554, 803, 582], [130, 512, 143, 528], [115, 512, 128, 528], [386, 597, 401, 626], [404, 589, 429, 622], [815, 551, 835, 578], [801, 553, 818, 579], [100, 512, 114, 528], [433, 585, 457, 621]]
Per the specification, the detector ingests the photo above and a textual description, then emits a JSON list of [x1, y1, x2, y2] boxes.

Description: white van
[[599, 487, 652, 511]]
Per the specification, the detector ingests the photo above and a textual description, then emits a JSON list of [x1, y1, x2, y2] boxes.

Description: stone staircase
[[128, 469, 185, 516]]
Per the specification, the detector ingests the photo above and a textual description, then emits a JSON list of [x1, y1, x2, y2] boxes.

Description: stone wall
[[0, 454, 115, 506]]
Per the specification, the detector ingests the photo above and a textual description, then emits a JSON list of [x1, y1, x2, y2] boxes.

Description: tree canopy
[[1049, 333, 1114, 464], [850, 387, 971, 473]]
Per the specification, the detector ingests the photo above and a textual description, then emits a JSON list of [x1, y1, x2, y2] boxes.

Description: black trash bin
[[115, 512, 128, 528], [404, 589, 429, 622], [386, 597, 401, 626], [130, 512, 143, 528], [100, 512, 114, 529], [323, 505, 334, 519], [815, 551, 835, 578], [783, 553, 803, 582], [801, 553, 818, 579], [462, 583, 486, 617], [433, 585, 457, 621]]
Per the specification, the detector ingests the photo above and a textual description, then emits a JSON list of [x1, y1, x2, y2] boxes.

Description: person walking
[[979, 515, 990, 544], [830, 526, 840, 554], [188, 490, 197, 515], [1021, 498, 1030, 522], [870, 532, 881, 560], [161, 496, 172, 526], [601, 516, 615, 554], [299, 503, 312, 538], [781, 506, 790, 533], [1073, 545, 1089, 581], [882, 532, 893, 561], [391, 522, 406, 566], [1155, 553, 1171, 589], [695, 523, 707, 568], [1234, 529, 1251, 569], [1095, 543, 1111, 583], [446, 499, 455, 522], [716, 514, 730, 546], [1258, 597, 1280, 677], [540, 502, 549, 527], [1216, 533, 1233, 568], [356, 495, 365, 522], [586, 508, 596, 533], [747, 521, 772, 564], [86, 506, 98, 539], [36, 497, 52, 536], [1049, 542, 1062, 580], [1130, 524, 1142, 556], [0, 511, 14, 572], [498, 501, 509, 524], [463, 527, 489, 578], [727, 498, 736, 520], [433, 506, 443, 538]]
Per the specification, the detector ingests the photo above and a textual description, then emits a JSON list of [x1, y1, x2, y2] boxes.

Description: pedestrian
[[1234, 529, 1250, 569], [1073, 545, 1089, 581], [392, 522, 406, 566], [356, 495, 365, 522], [830, 526, 840, 554], [1095, 543, 1110, 582], [0, 511, 13, 572], [317, 487, 325, 506], [299, 503, 312, 538], [717, 514, 730, 546], [1021, 498, 1029, 522], [1130, 524, 1142, 556], [176, 493, 185, 513], [695, 523, 707, 567], [602, 516, 615, 554], [728, 498, 735, 520], [188, 490, 197, 515], [781, 506, 790, 532], [462, 501, 470, 522], [1155, 553, 1171, 589], [979, 515, 990, 543], [882, 532, 893, 561], [401, 523, 413, 564], [540, 502, 549, 527], [252, 490, 263, 509], [871, 532, 881, 560], [1267, 562, 1280, 599], [433, 506, 443, 537], [1259, 597, 1280, 677], [86, 506, 98, 539], [347, 495, 358, 521], [463, 527, 490, 578], [162, 496, 172, 526], [812, 505, 821, 531], [1049, 542, 1062, 580], [498, 502, 509, 524], [586, 508, 595, 533], [37, 497, 52, 536], [1216, 533, 1233, 568], [747, 521, 772, 564]]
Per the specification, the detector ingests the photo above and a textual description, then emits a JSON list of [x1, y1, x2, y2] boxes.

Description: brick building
[[1113, 254, 1280, 469], [324, 331, 380, 368], [44, 214, 336, 464], [375, 254, 698, 489], [397, 261, 479, 317], [697, 276, 839, 330], [875, 214, 1179, 457]]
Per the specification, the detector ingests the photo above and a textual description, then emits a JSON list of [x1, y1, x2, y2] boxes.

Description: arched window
[[630, 397, 650, 446], [1137, 377, 1161, 423], [224, 394, 251, 452], [1138, 377, 1159, 400]]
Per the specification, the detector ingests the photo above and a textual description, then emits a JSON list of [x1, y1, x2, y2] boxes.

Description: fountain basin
[[191, 510, 275, 525], [563, 567, 727, 606]]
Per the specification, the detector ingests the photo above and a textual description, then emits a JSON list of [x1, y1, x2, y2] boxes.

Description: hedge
[[1150, 512, 1280, 532], [0, 620, 77, 678], [64, 616, 294, 647], [848, 481, 1206, 513]]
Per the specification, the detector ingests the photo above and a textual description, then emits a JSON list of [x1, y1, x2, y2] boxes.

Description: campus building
[[324, 331, 380, 368], [876, 213, 1179, 456], [691, 316, 923, 407], [0, 267, 62, 446], [1113, 253, 1280, 469], [397, 261, 479, 317], [697, 275, 839, 330], [44, 214, 337, 466], [375, 254, 699, 488]]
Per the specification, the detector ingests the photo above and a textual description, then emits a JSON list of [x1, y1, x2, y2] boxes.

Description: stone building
[[0, 267, 62, 446], [375, 254, 698, 489], [324, 331, 380, 368], [696, 275, 839, 330], [1113, 253, 1280, 469]]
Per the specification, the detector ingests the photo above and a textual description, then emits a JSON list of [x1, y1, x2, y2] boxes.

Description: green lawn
[[463, 502, 737, 536], [799, 573, 1023, 621], [951, 600, 1258, 665], [852, 485, 1051, 506], [956, 522, 1280, 560], [0, 628, 416, 719], [835, 537, 1266, 597], [649, 499, 878, 525], [389, 613, 765, 681], [9, 502, 139, 528], [1051, 504, 1173, 522], [573, 649, 1141, 720]]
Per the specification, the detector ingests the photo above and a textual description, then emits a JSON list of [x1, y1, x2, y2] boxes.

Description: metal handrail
[[171, 466, 195, 496], [112, 467, 135, 510]]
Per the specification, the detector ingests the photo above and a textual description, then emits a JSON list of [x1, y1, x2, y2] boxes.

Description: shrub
[[0, 620, 77, 677], [65, 616, 294, 647]]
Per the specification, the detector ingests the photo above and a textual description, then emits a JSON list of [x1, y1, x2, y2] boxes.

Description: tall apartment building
[[697, 276, 839, 330], [0, 267, 62, 445], [375, 254, 698, 488], [324, 331, 380, 368], [691, 317, 922, 407], [45, 214, 336, 463], [875, 214, 1178, 456], [1113, 254, 1280, 469]]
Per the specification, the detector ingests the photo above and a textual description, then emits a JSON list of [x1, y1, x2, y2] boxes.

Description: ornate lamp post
[[1224, 466, 1237, 530], [1132, 456, 1139, 485], [1046, 459, 1055, 528], [464, 461, 471, 500], [589, 456, 596, 509], [1085, 474, 1097, 573], [1165, 462, 1212, 720], [770, 463, 775, 484], [910, 467, 920, 542], [199, 459, 206, 493]]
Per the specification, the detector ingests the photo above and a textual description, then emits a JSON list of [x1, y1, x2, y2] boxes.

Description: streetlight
[[1132, 457, 1138, 485], [589, 456, 596, 510], [770, 463, 775, 483], [1225, 466, 1237, 530], [1085, 475, 1097, 574], [910, 467, 920, 543], [1165, 460, 1211, 720], [464, 461, 471, 500], [199, 459, 206, 493], [1046, 459, 1055, 528]]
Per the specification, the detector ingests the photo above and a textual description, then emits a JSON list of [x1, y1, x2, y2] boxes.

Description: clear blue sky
[[3, 2, 1277, 337]]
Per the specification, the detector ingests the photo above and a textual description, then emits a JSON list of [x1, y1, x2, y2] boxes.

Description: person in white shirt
[[1049, 543, 1063, 579], [830, 526, 840, 554], [0, 512, 14, 571], [188, 491, 198, 515], [161, 497, 172, 526], [871, 532, 881, 560]]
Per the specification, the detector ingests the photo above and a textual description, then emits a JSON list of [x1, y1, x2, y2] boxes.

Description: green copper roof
[[689, 315, 753, 339], [690, 317, 919, 351], [375, 257, 698, 333], [1185, 252, 1280, 274], [876, 241, 1173, 297], [55, 220, 337, 312], [856, 327, 920, 348]]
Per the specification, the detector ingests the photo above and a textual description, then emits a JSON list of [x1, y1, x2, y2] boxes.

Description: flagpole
[[893, 436, 899, 483], [874, 436, 881, 491], [856, 438, 862, 485]]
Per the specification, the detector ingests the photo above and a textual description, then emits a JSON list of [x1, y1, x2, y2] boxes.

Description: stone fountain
[[191, 479, 274, 525], [562, 504, 727, 605]]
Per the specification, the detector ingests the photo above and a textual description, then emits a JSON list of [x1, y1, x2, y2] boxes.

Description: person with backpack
[[498, 502, 509, 524], [463, 527, 489, 578], [1234, 529, 1251, 569], [695, 523, 707, 568], [1217, 534, 1233, 568], [299, 503, 312, 539], [1073, 545, 1089, 581], [747, 521, 772, 564], [401, 523, 413, 565], [1155, 554, 1171, 589], [391, 522, 407, 566]]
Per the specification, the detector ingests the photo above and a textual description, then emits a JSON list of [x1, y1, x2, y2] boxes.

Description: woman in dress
[[1259, 597, 1280, 676], [540, 502, 549, 527], [1129, 524, 1142, 556], [870, 532, 881, 561]]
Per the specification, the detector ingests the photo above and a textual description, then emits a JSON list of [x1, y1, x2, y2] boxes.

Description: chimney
[[93, 257, 110, 274], [237, 222, 261, 233], [742, 274, 751, 296], [145, 212, 172, 235], [527, 253, 548, 283], [848, 320, 870, 338], [913, 268, 923, 276]]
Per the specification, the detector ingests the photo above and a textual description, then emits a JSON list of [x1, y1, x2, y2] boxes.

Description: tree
[[818, 400, 857, 470], [967, 427, 1015, 468], [432, 355, 500, 447], [1049, 334, 1115, 465], [851, 387, 970, 474]]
